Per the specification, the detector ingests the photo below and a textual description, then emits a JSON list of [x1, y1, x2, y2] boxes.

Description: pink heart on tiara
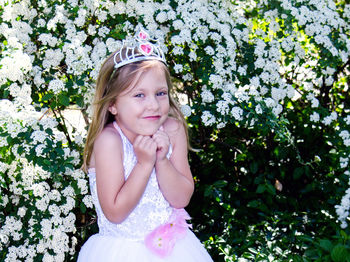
[[140, 43, 153, 55], [138, 31, 148, 40]]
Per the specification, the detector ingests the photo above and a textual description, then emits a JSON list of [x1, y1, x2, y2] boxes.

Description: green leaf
[[247, 200, 259, 208], [340, 230, 348, 240], [76, 96, 84, 107], [213, 180, 227, 188], [250, 162, 258, 174], [304, 249, 319, 259], [266, 183, 276, 195], [319, 239, 333, 252], [256, 184, 266, 193], [59, 94, 70, 106], [293, 167, 303, 180], [331, 244, 349, 262], [42, 93, 54, 101], [80, 202, 87, 213], [76, 78, 85, 86]]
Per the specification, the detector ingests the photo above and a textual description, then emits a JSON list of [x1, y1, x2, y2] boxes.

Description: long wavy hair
[[82, 49, 188, 172]]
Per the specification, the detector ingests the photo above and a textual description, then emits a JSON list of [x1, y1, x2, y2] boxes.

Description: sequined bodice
[[88, 123, 173, 241]]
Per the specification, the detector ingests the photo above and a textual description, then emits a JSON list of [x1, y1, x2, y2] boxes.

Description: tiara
[[113, 29, 167, 70]]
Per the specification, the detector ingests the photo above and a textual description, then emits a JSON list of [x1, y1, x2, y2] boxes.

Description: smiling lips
[[144, 115, 161, 120]]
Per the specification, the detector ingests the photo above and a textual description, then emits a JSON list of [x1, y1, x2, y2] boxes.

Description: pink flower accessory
[[113, 28, 166, 70], [144, 208, 192, 258]]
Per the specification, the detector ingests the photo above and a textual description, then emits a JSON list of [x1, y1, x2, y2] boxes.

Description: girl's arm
[[94, 127, 156, 224], [154, 119, 194, 208]]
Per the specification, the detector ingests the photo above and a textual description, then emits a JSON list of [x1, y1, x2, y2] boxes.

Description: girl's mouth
[[144, 115, 160, 120]]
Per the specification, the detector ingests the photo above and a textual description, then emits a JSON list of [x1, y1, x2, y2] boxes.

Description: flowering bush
[[0, 0, 349, 261]]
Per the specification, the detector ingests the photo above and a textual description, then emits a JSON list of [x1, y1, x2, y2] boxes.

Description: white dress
[[78, 122, 213, 261]]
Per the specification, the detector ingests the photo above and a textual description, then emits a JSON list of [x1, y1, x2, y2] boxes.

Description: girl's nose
[[146, 96, 160, 111]]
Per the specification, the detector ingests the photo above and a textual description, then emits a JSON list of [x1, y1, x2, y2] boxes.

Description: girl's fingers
[[134, 135, 157, 152]]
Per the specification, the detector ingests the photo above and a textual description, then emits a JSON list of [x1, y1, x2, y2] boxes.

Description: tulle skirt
[[77, 229, 213, 262]]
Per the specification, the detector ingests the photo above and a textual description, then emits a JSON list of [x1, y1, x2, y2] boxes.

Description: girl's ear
[[108, 103, 117, 115]]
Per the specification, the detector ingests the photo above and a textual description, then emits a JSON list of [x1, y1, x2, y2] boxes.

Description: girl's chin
[[141, 126, 161, 136]]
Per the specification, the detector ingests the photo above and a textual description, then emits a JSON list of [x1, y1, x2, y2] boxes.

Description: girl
[[78, 30, 213, 261]]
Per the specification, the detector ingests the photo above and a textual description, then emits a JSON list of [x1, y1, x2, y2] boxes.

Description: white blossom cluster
[[335, 171, 350, 228], [0, 100, 87, 261]]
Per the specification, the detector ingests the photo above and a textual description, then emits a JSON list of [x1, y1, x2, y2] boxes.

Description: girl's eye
[[157, 91, 167, 96], [134, 93, 144, 98]]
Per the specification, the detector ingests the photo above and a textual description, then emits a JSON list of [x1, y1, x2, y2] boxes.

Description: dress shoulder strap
[[112, 121, 129, 144]]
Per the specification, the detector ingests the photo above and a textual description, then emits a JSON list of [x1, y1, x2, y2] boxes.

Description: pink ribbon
[[145, 209, 192, 258]]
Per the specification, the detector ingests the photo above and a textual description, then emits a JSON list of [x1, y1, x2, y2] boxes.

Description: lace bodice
[[88, 122, 173, 241]]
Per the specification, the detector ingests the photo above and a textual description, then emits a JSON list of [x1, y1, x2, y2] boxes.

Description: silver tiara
[[113, 29, 167, 70]]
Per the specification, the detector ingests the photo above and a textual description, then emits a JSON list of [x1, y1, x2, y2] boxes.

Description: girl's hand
[[152, 127, 170, 162], [133, 135, 157, 168]]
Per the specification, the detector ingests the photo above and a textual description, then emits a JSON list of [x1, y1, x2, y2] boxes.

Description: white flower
[[62, 186, 75, 197], [0, 49, 32, 84], [344, 115, 350, 125], [74, 8, 87, 27], [201, 111, 216, 126], [49, 190, 62, 202], [189, 51, 197, 61], [35, 144, 46, 157], [38, 33, 58, 47], [48, 204, 61, 217], [31, 130, 47, 144], [209, 74, 223, 88], [231, 107, 243, 121], [32, 182, 50, 197], [204, 46, 215, 55], [339, 130, 349, 140], [174, 64, 183, 73], [325, 76, 334, 86], [340, 157, 349, 169], [201, 89, 215, 103], [271, 87, 287, 102], [216, 100, 229, 115], [43, 49, 64, 69], [83, 195, 93, 208], [273, 104, 283, 116], [36, 197, 49, 212], [310, 112, 320, 122], [63, 213, 76, 232], [182, 73, 193, 81], [17, 207, 27, 217], [339, 130, 350, 146], [217, 122, 226, 129], [156, 11, 167, 23], [77, 178, 88, 194], [173, 19, 184, 30], [60, 196, 75, 215], [237, 65, 247, 75], [180, 105, 191, 117], [48, 79, 66, 95], [265, 98, 276, 108], [322, 112, 337, 126], [255, 104, 263, 114]]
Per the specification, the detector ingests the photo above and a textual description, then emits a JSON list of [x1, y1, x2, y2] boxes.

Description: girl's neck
[[114, 120, 137, 144]]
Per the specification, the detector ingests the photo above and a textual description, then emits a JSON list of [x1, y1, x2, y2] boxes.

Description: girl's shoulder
[[163, 117, 186, 148], [90, 123, 123, 169], [94, 123, 123, 150], [163, 117, 183, 134]]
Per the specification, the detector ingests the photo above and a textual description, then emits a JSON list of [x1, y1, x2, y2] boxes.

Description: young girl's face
[[110, 65, 170, 142]]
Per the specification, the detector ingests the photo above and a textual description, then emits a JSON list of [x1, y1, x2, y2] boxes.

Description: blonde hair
[[82, 49, 188, 172]]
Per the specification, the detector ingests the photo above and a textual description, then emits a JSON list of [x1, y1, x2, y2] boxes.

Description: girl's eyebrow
[[132, 86, 168, 92]]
